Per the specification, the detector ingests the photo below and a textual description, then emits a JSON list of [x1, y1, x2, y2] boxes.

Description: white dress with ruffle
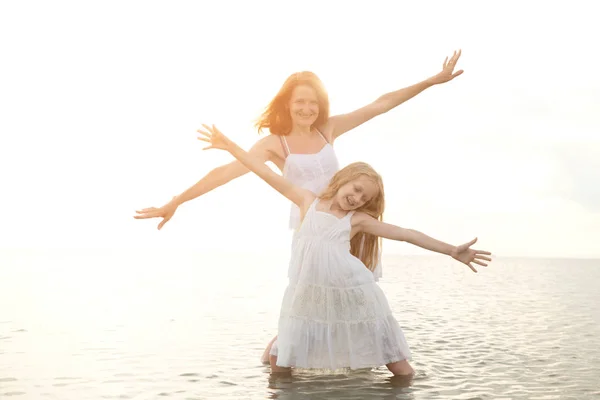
[[273, 199, 411, 370]]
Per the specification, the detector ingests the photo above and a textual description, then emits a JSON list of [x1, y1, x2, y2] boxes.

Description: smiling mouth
[[346, 196, 355, 207]]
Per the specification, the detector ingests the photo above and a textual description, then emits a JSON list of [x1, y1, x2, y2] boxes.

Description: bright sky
[[1, 1, 598, 258]]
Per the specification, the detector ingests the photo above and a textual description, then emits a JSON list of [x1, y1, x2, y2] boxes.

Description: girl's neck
[[319, 198, 344, 212]]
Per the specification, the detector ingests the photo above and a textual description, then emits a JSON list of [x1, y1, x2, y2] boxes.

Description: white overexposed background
[[1, 0, 598, 258]]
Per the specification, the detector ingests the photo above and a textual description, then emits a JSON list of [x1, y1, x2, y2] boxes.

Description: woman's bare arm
[[326, 50, 464, 140]]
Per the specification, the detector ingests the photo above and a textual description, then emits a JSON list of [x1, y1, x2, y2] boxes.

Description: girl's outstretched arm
[[354, 213, 492, 273], [198, 124, 314, 209], [325, 50, 464, 140]]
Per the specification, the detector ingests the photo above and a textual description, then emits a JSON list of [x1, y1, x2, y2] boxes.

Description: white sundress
[[273, 198, 411, 370]]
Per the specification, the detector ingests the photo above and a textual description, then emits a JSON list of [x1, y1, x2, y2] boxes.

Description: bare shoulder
[[256, 134, 285, 161], [298, 192, 319, 221], [315, 120, 336, 144], [350, 211, 376, 228], [255, 134, 280, 149], [302, 192, 318, 208]]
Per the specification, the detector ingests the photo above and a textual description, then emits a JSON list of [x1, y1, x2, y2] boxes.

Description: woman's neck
[[289, 125, 313, 137]]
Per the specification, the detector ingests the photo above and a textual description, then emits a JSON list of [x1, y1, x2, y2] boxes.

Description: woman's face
[[288, 84, 319, 128]]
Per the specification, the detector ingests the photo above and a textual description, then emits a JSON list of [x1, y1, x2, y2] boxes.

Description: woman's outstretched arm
[[134, 135, 278, 229], [326, 50, 464, 139]]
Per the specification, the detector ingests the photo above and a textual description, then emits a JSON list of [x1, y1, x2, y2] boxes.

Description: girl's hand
[[197, 124, 231, 151], [429, 50, 464, 85], [450, 237, 492, 273]]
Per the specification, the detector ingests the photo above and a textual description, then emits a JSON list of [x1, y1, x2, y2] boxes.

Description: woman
[[135, 51, 463, 229], [134, 50, 464, 362]]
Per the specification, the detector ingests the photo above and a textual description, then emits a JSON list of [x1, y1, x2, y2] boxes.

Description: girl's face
[[334, 176, 379, 211], [288, 85, 319, 128]]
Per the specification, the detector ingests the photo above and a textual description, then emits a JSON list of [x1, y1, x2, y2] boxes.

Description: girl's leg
[[269, 354, 291, 375], [386, 360, 414, 376], [260, 335, 278, 364]]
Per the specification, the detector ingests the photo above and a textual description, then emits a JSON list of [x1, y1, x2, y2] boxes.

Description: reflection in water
[[267, 369, 415, 400], [1, 250, 599, 399]]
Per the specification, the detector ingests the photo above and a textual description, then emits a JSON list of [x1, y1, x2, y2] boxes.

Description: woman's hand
[[197, 124, 232, 151], [134, 197, 178, 230], [429, 50, 464, 85]]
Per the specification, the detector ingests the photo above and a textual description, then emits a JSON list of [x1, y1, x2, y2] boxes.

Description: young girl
[[197, 125, 492, 376]]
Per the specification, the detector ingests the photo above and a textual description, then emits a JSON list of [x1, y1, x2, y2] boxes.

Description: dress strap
[[314, 128, 330, 144], [310, 197, 320, 211], [279, 135, 291, 157]]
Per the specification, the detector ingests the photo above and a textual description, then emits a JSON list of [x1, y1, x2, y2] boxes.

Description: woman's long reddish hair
[[255, 71, 330, 136]]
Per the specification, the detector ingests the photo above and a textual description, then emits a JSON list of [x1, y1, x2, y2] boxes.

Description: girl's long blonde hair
[[319, 162, 385, 271]]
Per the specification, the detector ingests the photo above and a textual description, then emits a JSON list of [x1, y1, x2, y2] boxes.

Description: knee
[[386, 360, 414, 376]]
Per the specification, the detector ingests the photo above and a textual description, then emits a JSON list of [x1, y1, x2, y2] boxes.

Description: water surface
[[1, 250, 598, 399]]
